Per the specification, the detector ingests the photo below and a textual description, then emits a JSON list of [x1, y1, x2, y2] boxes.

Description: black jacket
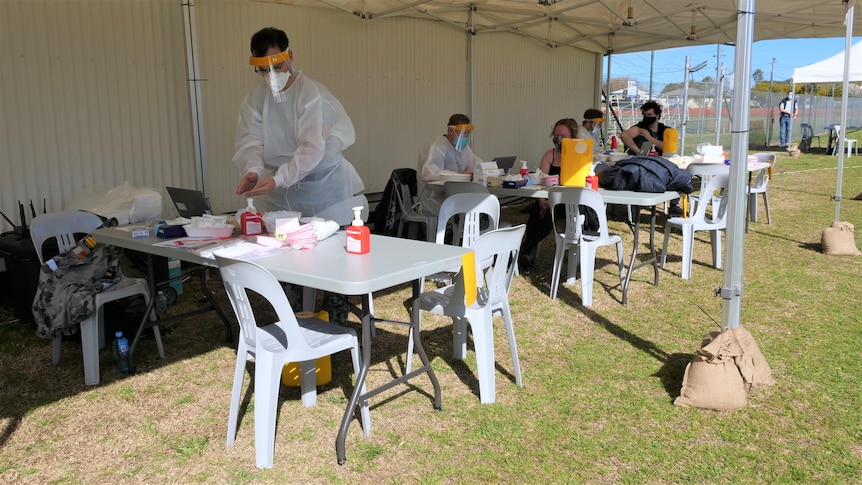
[[598, 156, 693, 194]]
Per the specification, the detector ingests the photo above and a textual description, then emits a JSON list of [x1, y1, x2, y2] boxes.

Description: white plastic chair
[[685, 163, 730, 218], [422, 193, 500, 287], [30, 210, 164, 385], [831, 125, 859, 156], [660, 173, 730, 280], [216, 255, 370, 469], [747, 152, 776, 227], [407, 225, 526, 404], [315, 194, 369, 227], [434, 193, 500, 247], [547, 187, 625, 305]]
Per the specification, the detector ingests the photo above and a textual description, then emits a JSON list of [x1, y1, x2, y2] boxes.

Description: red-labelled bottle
[[240, 198, 263, 236], [519, 160, 529, 177], [346, 206, 370, 254], [585, 165, 598, 191]]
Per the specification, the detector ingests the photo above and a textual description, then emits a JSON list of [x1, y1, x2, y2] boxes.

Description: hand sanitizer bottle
[[345, 206, 370, 254], [585, 164, 599, 191], [519, 160, 529, 177], [240, 198, 263, 236]]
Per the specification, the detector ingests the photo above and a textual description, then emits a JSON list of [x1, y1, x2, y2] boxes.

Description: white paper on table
[[202, 241, 264, 259]]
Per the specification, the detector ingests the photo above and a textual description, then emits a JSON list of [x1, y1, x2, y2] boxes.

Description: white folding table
[[488, 186, 679, 304], [94, 227, 470, 464]]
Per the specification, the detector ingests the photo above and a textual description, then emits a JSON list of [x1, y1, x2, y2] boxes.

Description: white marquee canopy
[[260, 0, 862, 54], [793, 40, 862, 83]]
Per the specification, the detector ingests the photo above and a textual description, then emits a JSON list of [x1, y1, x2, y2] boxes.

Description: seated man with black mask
[[620, 100, 682, 216]]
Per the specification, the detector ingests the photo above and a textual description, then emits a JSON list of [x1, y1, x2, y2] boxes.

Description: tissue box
[[157, 224, 187, 239], [129, 226, 150, 239], [502, 179, 528, 189]]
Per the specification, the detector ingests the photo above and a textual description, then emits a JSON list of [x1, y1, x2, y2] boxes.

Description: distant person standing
[[778, 91, 798, 148]]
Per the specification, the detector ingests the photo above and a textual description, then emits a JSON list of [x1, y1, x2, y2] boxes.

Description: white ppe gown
[[233, 73, 364, 219], [414, 135, 482, 217]]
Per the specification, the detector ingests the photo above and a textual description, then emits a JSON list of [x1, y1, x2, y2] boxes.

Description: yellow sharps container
[[281, 310, 333, 387], [560, 138, 594, 187], [663, 127, 679, 155]]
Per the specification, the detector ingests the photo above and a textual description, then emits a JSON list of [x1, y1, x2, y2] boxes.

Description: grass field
[[1, 143, 861, 484]]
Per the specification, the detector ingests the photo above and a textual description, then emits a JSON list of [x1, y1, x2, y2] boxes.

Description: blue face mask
[[454, 136, 468, 151]]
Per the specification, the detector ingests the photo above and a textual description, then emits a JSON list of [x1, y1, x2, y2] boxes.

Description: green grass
[[1, 138, 862, 483]]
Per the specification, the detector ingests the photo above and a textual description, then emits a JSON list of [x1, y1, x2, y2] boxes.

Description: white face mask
[[267, 70, 292, 102]]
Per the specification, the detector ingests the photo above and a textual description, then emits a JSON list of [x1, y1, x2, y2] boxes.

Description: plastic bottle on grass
[[155, 291, 168, 317], [113, 331, 130, 375]]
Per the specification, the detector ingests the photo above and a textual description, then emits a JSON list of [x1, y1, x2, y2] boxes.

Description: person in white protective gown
[[233, 27, 364, 223], [414, 113, 482, 217]]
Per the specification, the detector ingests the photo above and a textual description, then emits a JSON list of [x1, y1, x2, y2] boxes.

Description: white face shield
[[250, 50, 296, 103], [448, 123, 474, 151]]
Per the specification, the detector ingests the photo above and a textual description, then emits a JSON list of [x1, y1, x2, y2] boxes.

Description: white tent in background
[[793, 40, 862, 83]]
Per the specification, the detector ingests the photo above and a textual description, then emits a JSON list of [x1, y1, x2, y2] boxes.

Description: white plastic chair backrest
[[801, 123, 813, 138], [215, 256, 311, 355], [443, 181, 489, 198], [444, 224, 526, 314], [315, 194, 368, 227], [689, 172, 729, 223], [435, 193, 500, 246], [751, 152, 776, 191], [547, 187, 609, 242], [686, 162, 729, 178], [30, 211, 104, 264], [685, 163, 729, 209]]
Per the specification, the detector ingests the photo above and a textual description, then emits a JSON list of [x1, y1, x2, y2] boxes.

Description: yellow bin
[[560, 138, 593, 187], [281, 310, 333, 387]]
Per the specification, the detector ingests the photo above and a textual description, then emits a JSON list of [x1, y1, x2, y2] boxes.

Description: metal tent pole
[[720, 0, 755, 330], [181, 0, 207, 196], [833, 0, 855, 222]]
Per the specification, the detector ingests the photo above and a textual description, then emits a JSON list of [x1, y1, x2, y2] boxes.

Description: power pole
[[649, 50, 655, 99], [766, 58, 776, 145], [715, 44, 723, 145]]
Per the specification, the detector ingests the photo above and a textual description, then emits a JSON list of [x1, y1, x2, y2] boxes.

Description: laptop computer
[[491, 156, 517, 174], [165, 186, 213, 218]]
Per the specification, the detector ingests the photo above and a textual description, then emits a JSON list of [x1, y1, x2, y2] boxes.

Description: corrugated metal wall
[[473, 32, 602, 166], [0, 0, 599, 229], [0, 0, 194, 228]]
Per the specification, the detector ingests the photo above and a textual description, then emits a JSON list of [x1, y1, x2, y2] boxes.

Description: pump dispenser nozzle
[[351, 206, 364, 226]]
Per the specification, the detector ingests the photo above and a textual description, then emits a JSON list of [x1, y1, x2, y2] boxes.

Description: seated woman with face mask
[[518, 118, 581, 270]]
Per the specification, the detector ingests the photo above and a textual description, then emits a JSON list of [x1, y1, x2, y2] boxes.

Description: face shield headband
[[449, 123, 474, 151], [250, 50, 296, 103]]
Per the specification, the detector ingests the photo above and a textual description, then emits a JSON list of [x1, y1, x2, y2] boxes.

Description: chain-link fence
[[603, 84, 862, 154]]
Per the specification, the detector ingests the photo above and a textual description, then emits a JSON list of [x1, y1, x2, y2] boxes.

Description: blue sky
[[608, 37, 861, 94]]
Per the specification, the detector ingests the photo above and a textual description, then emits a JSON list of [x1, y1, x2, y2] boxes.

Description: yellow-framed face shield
[[249, 50, 294, 102], [448, 123, 474, 151]]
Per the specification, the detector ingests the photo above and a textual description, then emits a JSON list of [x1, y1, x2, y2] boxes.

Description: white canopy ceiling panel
[[257, 0, 862, 54]]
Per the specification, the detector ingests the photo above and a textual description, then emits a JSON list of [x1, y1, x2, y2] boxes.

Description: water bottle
[[155, 291, 168, 317], [113, 331, 130, 374]]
